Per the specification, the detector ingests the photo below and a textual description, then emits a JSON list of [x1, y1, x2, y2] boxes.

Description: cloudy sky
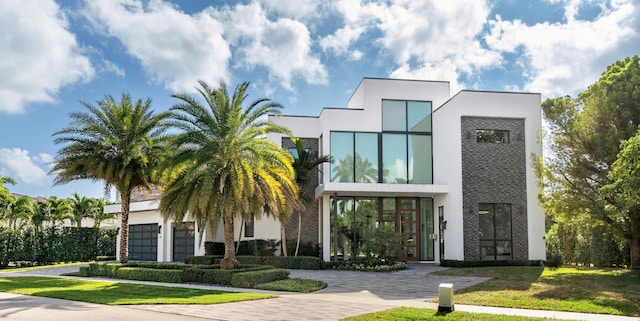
[[0, 0, 638, 199]]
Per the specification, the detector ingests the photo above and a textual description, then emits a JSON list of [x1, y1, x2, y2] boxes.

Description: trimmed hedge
[[116, 267, 182, 283], [184, 255, 322, 270], [231, 269, 290, 288], [440, 260, 546, 267], [79, 263, 122, 277], [204, 240, 279, 256]]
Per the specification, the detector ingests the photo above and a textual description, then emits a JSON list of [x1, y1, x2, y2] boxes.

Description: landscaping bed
[[184, 255, 322, 269]]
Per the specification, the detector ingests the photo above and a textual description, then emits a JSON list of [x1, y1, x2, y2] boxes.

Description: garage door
[[128, 224, 158, 261], [173, 222, 195, 261]]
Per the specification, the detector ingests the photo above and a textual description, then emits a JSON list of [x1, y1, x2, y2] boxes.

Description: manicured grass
[[0, 276, 275, 305], [342, 307, 549, 321], [430, 266, 640, 316], [0, 262, 86, 273], [255, 278, 327, 292]]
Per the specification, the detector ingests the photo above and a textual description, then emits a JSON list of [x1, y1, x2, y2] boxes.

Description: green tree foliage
[[289, 137, 332, 256], [541, 55, 640, 268], [52, 93, 171, 263], [159, 81, 301, 270]]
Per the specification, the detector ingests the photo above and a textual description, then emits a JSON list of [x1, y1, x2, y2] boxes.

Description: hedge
[[440, 260, 546, 267], [204, 240, 280, 256], [184, 255, 322, 270], [0, 226, 116, 267], [231, 269, 290, 288], [116, 267, 183, 283]]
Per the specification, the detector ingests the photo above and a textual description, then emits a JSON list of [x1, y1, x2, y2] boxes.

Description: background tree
[[0, 175, 16, 194], [69, 193, 95, 227], [2, 195, 34, 229], [160, 81, 300, 269], [290, 137, 332, 256], [91, 198, 113, 228], [601, 131, 640, 268], [541, 55, 640, 268], [52, 93, 171, 263]]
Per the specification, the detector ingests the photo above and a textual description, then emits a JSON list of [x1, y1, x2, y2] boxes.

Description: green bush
[[440, 260, 545, 267], [184, 255, 219, 265], [116, 267, 182, 283], [231, 269, 289, 288], [256, 278, 327, 292], [182, 266, 233, 285], [362, 224, 402, 264], [80, 263, 122, 277], [330, 261, 407, 272], [204, 240, 279, 256], [185, 255, 322, 269], [285, 240, 321, 257]]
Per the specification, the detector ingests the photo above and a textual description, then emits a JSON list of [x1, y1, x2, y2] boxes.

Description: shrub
[[362, 224, 402, 264], [95, 256, 116, 261], [182, 266, 234, 285], [440, 260, 545, 267], [285, 240, 321, 257], [231, 269, 289, 288], [116, 267, 182, 283], [184, 255, 219, 265], [329, 261, 407, 272], [81, 263, 122, 277]]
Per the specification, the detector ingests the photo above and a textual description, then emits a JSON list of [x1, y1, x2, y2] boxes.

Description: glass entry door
[[398, 198, 420, 261]]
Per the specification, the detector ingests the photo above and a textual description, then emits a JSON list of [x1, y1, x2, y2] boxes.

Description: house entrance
[[397, 198, 420, 261]]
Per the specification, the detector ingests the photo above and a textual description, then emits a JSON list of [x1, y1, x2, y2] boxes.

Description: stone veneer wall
[[461, 117, 528, 260], [281, 137, 320, 245]]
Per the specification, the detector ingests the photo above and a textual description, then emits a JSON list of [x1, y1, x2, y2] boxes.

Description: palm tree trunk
[[221, 214, 239, 269], [281, 225, 288, 257], [295, 211, 301, 256], [119, 193, 129, 263]]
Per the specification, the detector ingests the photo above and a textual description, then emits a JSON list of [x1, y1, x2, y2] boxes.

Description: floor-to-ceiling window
[[381, 100, 433, 184], [479, 203, 513, 260], [330, 132, 379, 183], [330, 196, 434, 261]]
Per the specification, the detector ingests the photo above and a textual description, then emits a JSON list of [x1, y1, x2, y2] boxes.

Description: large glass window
[[330, 197, 377, 260], [330, 132, 354, 182], [355, 133, 379, 183], [408, 135, 432, 184], [382, 100, 407, 131], [331, 132, 378, 183], [408, 101, 432, 132], [382, 134, 407, 183], [479, 203, 512, 260]]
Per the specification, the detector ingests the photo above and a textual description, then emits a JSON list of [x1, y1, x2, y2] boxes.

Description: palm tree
[[159, 81, 301, 269], [0, 175, 16, 194], [290, 138, 332, 256], [51, 93, 171, 263], [69, 193, 94, 227], [2, 195, 34, 229], [91, 198, 114, 228], [47, 196, 73, 226]]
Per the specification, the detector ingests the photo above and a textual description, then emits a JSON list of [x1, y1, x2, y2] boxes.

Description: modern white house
[[106, 77, 546, 263]]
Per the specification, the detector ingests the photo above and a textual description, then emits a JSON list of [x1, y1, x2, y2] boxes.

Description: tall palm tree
[[91, 198, 113, 228], [159, 81, 301, 269], [51, 93, 171, 263], [290, 138, 332, 256]]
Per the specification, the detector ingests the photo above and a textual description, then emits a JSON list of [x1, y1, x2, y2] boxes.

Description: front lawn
[[342, 307, 549, 321], [0, 276, 274, 305], [430, 266, 640, 316]]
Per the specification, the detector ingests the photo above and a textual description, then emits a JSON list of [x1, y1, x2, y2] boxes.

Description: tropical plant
[[1, 195, 34, 229], [159, 81, 301, 270], [0, 175, 16, 194], [68, 193, 95, 227], [289, 137, 332, 256], [362, 224, 402, 265], [91, 198, 113, 228], [51, 93, 171, 263], [47, 197, 73, 226]]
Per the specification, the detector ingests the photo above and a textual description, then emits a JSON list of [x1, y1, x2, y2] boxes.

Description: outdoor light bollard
[[438, 283, 455, 312]]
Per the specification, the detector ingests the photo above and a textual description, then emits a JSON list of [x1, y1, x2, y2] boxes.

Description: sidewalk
[[2, 264, 639, 321]]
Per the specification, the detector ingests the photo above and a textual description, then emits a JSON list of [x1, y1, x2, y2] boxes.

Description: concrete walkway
[[1, 263, 639, 321]]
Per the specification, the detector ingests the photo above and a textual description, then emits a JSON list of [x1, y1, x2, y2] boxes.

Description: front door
[[398, 198, 420, 261]]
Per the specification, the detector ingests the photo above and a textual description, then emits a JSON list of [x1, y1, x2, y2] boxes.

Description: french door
[[398, 198, 420, 261]]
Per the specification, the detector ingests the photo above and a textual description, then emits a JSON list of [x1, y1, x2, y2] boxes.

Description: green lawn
[[0, 276, 275, 305], [342, 307, 550, 321], [0, 262, 86, 273], [430, 266, 640, 316], [256, 278, 327, 292]]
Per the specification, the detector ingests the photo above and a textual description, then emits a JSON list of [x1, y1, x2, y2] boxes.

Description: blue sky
[[0, 0, 638, 199]]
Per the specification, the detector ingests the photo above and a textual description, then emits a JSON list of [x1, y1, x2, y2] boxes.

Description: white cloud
[[217, 2, 328, 91], [0, 0, 94, 114], [319, 25, 365, 60], [330, 0, 501, 92], [258, 0, 321, 19], [484, 0, 638, 97], [100, 59, 126, 77], [81, 0, 231, 93], [0, 148, 49, 186]]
